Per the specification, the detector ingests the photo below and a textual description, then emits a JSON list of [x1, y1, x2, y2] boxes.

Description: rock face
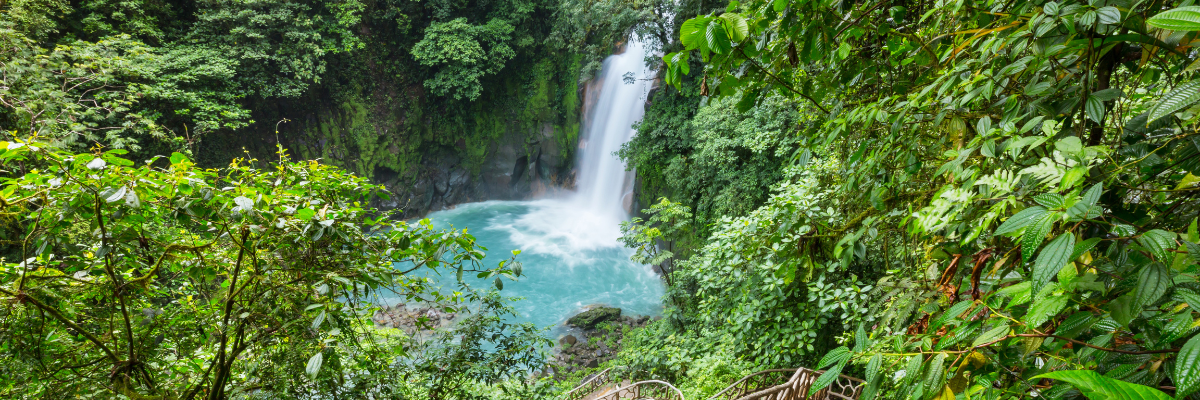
[[371, 303, 457, 334], [567, 306, 621, 329], [551, 307, 653, 376]]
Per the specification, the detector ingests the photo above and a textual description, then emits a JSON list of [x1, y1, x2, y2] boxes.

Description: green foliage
[[619, 198, 693, 267], [618, 0, 1200, 398], [0, 142, 546, 398], [411, 18, 517, 100]]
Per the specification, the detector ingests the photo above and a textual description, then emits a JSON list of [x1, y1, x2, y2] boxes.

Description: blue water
[[420, 199, 664, 331]]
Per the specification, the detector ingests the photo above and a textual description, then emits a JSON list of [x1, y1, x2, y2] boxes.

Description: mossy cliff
[[199, 44, 587, 218]]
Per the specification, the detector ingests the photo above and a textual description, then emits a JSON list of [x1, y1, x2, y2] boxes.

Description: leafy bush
[[0, 143, 545, 398]]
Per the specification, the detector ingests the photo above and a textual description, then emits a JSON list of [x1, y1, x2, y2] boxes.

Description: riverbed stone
[[560, 334, 577, 346], [567, 306, 621, 329]]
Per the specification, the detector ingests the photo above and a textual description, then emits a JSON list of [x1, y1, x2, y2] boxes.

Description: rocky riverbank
[[549, 306, 657, 375], [371, 303, 457, 334]]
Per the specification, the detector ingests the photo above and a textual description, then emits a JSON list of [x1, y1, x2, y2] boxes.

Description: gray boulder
[[567, 306, 621, 329]]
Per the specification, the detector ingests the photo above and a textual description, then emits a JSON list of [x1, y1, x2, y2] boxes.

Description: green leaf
[[811, 363, 842, 392], [1185, 240, 1200, 266], [1070, 237, 1102, 262], [1044, 2, 1060, 16], [1033, 370, 1171, 400], [494, 277, 503, 290], [297, 208, 316, 220], [170, 152, 188, 165], [1022, 212, 1058, 264], [773, 0, 787, 12], [306, 351, 324, 380], [1096, 7, 1121, 25], [1085, 95, 1105, 123], [1034, 193, 1066, 209], [680, 18, 708, 50], [1137, 230, 1177, 261], [312, 310, 326, 330], [1033, 234, 1074, 295], [904, 354, 923, 385], [923, 353, 947, 394], [1134, 263, 1170, 311], [837, 42, 852, 59], [1056, 312, 1097, 338], [1091, 88, 1124, 101], [1147, 6, 1200, 31], [865, 354, 882, 383], [1178, 334, 1200, 398], [719, 13, 750, 42], [818, 346, 851, 369], [995, 206, 1049, 236], [973, 324, 1010, 347], [1025, 294, 1068, 327], [706, 21, 732, 54], [1147, 81, 1200, 123], [1082, 182, 1102, 206], [1109, 293, 1136, 326]]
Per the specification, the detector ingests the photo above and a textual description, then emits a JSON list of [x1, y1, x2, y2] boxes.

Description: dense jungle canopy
[[5, 0, 1200, 399]]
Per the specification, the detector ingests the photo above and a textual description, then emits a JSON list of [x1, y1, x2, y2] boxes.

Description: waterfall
[[575, 41, 654, 220], [418, 40, 665, 332]]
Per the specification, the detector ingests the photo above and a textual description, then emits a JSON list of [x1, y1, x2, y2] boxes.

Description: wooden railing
[[729, 368, 864, 400], [707, 369, 797, 400], [561, 367, 863, 400], [593, 380, 686, 400], [561, 367, 622, 400]]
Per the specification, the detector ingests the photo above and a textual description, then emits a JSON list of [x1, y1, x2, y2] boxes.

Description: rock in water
[[560, 334, 578, 346], [567, 307, 621, 329]]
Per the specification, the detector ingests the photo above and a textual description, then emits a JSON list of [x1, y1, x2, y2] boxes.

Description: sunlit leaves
[[1147, 6, 1200, 31], [1147, 81, 1200, 123], [994, 206, 1045, 236], [1034, 370, 1171, 400], [306, 351, 324, 380]]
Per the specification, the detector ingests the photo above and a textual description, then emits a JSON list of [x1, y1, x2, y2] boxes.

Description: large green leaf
[[1134, 263, 1170, 311], [973, 324, 1010, 347], [865, 354, 882, 383], [706, 21, 733, 54], [811, 363, 843, 392], [680, 18, 709, 50], [1033, 234, 1074, 294], [306, 351, 324, 380], [1137, 230, 1177, 261], [818, 346, 851, 369], [1033, 370, 1171, 400], [1085, 95, 1105, 123], [1147, 80, 1200, 123], [1147, 6, 1200, 31], [1025, 294, 1068, 327], [923, 353, 947, 393], [1022, 212, 1058, 263], [1178, 334, 1200, 398], [995, 206, 1049, 236], [719, 13, 750, 42]]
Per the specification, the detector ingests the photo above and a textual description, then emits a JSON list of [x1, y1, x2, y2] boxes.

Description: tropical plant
[[616, 0, 1200, 398], [0, 142, 544, 398]]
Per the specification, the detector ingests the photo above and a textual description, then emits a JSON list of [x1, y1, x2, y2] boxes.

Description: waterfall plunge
[[575, 41, 654, 221], [420, 40, 664, 330]]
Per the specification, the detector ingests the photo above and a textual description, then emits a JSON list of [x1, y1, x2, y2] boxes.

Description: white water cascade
[[576, 40, 655, 220], [419, 40, 664, 330]]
